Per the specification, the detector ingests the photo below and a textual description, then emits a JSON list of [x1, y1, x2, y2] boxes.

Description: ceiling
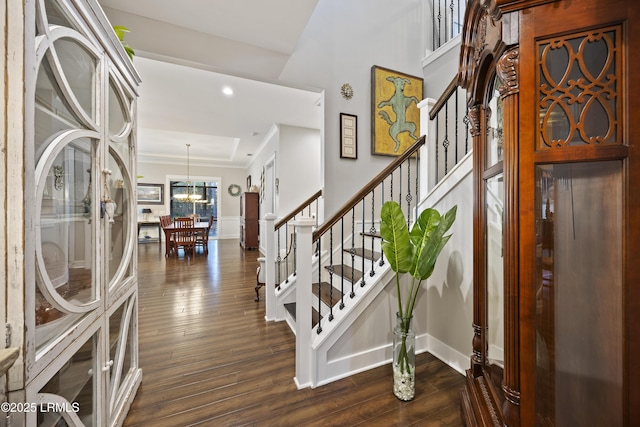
[[97, 0, 323, 168]]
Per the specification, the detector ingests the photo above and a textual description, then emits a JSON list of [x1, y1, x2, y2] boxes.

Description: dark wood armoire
[[240, 192, 259, 250], [458, 1, 640, 426]]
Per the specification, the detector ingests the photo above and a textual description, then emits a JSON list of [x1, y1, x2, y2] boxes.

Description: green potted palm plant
[[379, 201, 457, 400]]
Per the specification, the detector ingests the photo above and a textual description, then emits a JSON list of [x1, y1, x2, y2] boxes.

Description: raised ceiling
[[98, 0, 323, 168]]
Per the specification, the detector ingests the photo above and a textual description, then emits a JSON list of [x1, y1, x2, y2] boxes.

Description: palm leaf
[[411, 205, 457, 280], [380, 201, 413, 274]]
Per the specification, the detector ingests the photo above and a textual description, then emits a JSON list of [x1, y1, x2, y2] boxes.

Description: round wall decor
[[228, 184, 242, 196], [341, 83, 354, 100]]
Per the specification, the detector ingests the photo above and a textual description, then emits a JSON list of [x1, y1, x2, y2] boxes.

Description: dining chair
[[195, 215, 216, 253], [173, 217, 196, 257], [159, 215, 175, 254]]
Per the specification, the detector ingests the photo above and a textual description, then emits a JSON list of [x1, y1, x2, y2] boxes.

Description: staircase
[[261, 0, 472, 388]]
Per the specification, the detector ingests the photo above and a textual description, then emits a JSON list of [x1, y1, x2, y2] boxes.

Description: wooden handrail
[[312, 136, 426, 242], [429, 75, 459, 121], [275, 189, 323, 231]]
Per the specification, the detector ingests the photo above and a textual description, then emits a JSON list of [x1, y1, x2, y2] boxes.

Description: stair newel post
[[293, 217, 316, 389], [264, 214, 278, 321]]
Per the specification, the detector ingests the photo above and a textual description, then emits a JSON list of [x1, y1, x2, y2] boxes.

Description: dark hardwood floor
[[125, 239, 465, 427]]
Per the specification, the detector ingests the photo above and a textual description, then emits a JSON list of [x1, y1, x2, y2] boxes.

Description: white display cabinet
[[5, 0, 142, 425]]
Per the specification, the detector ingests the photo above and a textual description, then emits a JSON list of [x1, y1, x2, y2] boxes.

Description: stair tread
[[312, 282, 344, 307], [342, 247, 381, 261], [324, 264, 363, 283], [284, 302, 322, 328], [361, 232, 381, 239]]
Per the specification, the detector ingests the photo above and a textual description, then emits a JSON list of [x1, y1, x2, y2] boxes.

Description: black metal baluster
[[436, 114, 440, 182], [399, 163, 403, 207], [350, 207, 355, 298], [276, 228, 282, 290], [285, 223, 290, 283], [455, 86, 459, 165], [379, 180, 385, 267], [450, 0, 454, 40], [416, 149, 420, 219], [370, 188, 377, 277], [406, 158, 412, 226], [329, 228, 334, 321], [340, 218, 345, 309], [360, 198, 366, 287], [293, 228, 297, 277], [444, 102, 450, 176], [438, 0, 442, 48], [464, 104, 470, 154], [317, 239, 322, 334]]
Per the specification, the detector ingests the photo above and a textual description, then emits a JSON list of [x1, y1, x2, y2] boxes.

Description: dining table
[[162, 220, 210, 256]]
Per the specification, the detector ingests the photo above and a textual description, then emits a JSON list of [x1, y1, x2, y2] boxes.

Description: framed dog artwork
[[371, 65, 423, 156]]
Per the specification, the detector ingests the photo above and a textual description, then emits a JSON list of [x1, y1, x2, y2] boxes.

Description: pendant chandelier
[[174, 143, 202, 201]]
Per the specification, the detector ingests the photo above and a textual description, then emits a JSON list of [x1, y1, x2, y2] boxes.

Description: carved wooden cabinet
[[240, 192, 259, 250], [459, 1, 640, 426]]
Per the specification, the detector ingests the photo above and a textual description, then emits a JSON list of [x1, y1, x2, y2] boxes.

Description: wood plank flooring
[[125, 239, 465, 426]]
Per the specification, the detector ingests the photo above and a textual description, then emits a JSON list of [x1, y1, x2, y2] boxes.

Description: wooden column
[[497, 46, 521, 427]]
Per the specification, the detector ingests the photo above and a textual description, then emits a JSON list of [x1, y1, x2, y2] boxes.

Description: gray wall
[[279, 0, 428, 217]]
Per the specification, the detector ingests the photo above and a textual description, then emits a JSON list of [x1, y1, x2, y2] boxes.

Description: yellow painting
[[371, 66, 423, 156]]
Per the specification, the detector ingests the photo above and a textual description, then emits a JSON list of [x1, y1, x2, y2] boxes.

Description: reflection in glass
[[36, 139, 96, 351], [486, 75, 504, 168], [53, 38, 96, 120], [535, 161, 622, 426], [108, 80, 128, 137], [485, 173, 504, 370], [34, 60, 83, 163], [107, 151, 131, 283], [109, 298, 134, 408], [37, 333, 95, 426]]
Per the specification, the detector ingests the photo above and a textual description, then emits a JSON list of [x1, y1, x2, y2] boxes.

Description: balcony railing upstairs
[[431, 0, 467, 51], [428, 75, 471, 185]]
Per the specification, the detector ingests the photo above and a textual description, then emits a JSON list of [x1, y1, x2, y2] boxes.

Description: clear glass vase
[[393, 313, 415, 401]]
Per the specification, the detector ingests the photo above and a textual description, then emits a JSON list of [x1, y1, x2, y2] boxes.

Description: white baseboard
[[426, 333, 469, 375], [215, 216, 240, 239]]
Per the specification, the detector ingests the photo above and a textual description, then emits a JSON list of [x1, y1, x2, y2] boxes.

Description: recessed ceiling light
[[250, 132, 259, 136], [222, 86, 234, 96]]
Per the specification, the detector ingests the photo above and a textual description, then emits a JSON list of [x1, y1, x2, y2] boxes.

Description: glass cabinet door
[[483, 74, 505, 395], [21, 0, 141, 425]]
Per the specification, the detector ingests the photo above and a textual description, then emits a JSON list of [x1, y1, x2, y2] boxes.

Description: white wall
[[278, 125, 322, 215], [279, 0, 428, 217], [248, 124, 321, 219], [418, 153, 474, 373]]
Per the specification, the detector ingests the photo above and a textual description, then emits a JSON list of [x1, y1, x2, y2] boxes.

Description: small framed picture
[[137, 183, 164, 205], [340, 113, 357, 159], [246, 175, 252, 191]]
